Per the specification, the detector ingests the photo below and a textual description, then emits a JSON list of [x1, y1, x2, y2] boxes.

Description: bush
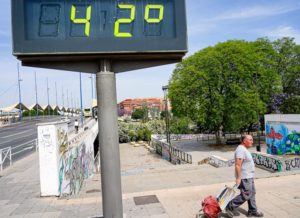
[[118, 120, 165, 143], [170, 117, 192, 134]]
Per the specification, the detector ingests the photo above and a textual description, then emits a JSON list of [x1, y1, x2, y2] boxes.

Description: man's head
[[241, 135, 253, 148]]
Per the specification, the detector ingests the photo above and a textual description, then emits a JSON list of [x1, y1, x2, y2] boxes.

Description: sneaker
[[247, 211, 264, 217]]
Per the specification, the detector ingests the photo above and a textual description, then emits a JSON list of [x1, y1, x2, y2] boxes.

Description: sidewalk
[[1, 143, 300, 218]]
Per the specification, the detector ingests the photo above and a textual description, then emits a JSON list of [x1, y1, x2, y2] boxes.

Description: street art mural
[[58, 142, 94, 195], [265, 123, 300, 155]]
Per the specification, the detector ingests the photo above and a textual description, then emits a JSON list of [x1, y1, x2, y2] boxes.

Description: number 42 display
[[71, 4, 164, 37]]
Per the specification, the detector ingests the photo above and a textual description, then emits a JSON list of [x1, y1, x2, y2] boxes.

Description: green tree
[[170, 117, 191, 134], [131, 108, 146, 120], [169, 39, 280, 143], [272, 37, 300, 113]]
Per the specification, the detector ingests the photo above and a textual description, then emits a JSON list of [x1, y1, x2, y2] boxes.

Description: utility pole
[[62, 87, 65, 115], [71, 92, 73, 115], [162, 85, 170, 143], [89, 73, 94, 116], [34, 72, 38, 118], [67, 89, 69, 109], [79, 73, 84, 126], [55, 82, 58, 107], [17, 63, 22, 121], [47, 78, 50, 116]]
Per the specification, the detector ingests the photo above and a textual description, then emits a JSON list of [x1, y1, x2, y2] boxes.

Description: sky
[[1, 0, 300, 109]]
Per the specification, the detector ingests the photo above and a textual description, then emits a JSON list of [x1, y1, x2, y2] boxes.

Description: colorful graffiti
[[252, 153, 283, 172], [58, 142, 93, 196], [265, 123, 300, 155], [252, 153, 300, 172]]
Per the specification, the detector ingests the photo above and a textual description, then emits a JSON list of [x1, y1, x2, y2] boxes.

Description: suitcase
[[196, 185, 239, 218]]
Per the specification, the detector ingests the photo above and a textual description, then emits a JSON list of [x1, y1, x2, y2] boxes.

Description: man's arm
[[235, 158, 243, 185]]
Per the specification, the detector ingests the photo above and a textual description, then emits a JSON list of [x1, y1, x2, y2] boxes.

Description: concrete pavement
[[0, 143, 300, 218]]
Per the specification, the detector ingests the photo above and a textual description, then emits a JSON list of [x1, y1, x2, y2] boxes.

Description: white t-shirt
[[74, 121, 79, 127], [235, 145, 255, 179]]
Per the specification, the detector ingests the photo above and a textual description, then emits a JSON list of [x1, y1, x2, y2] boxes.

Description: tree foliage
[[168, 38, 299, 142]]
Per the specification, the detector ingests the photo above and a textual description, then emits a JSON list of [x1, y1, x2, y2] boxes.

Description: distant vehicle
[[60, 116, 71, 124]]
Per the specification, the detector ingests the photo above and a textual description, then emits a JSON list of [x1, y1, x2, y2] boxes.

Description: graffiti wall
[[265, 114, 300, 155], [252, 152, 283, 172], [252, 152, 300, 172], [58, 142, 94, 195], [38, 120, 97, 197], [58, 123, 96, 196], [38, 122, 68, 196]]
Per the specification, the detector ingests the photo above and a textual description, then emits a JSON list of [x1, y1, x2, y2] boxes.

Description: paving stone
[[0, 204, 20, 217]]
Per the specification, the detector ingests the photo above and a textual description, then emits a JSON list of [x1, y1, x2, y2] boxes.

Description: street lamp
[[17, 64, 22, 121], [89, 74, 94, 117], [162, 85, 170, 143], [46, 78, 50, 116]]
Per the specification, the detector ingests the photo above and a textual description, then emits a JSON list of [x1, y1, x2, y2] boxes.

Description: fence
[[0, 147, 12, 171], [151, 136, 192, 164], [0, 139, 38, 171]]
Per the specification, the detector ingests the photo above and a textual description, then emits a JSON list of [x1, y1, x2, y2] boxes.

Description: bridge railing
[[0, 147, 12, 171]]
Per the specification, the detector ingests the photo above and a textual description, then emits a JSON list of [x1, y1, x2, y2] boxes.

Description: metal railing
[[0, 139, 38, 171], [0, 147, 12, 171]]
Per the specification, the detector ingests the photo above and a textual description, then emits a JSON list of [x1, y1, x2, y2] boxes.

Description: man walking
[[226, 135, 263, 217], [74, 119, 79, 134]]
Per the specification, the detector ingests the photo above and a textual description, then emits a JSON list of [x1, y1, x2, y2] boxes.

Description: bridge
[[0, 117, 99, 197]]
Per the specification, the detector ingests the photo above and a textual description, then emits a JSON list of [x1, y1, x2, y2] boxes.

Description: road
[[0, 116, 77, 167]]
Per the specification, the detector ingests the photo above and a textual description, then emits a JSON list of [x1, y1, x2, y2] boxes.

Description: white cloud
[[266, 26, 300, 43], [214, 4, 300, 20]]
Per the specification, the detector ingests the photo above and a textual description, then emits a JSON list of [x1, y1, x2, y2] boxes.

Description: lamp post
[[34, 72, 38, 118], [162, 85, 170, 143], [46, 78, 50, 116], [79, 72, 84, 127], [89, 74, 94, 117], [17, 64, 22, 121]]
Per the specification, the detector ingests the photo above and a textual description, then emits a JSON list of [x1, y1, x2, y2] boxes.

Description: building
[[118, 98, 170, 117]]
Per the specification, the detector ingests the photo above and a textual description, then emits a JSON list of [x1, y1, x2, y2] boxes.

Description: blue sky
[[1, 0, 300, 108]]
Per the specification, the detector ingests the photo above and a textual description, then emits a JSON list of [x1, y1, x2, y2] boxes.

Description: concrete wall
[[38, 120, 98, 197], [265, 114, 300, 155], [58, 121, 98, 196], [252, 152, 300, 172]]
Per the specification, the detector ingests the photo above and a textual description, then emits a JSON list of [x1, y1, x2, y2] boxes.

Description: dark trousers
[[227, 178, 257, 213]]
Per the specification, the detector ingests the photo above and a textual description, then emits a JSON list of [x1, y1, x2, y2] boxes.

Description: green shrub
[[170, 117, 192, 134]]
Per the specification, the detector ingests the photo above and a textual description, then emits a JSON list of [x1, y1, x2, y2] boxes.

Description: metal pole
[[89, 74, 94, 116], [47, 78, 50, 116], [79, 73, 84, 126], [62, 87, 64, 107], [67, 89, 69, 109], [35, 72, 38, 118], [96, 60, 123, 218], [162, 85, 170, 143], [55, 82, 58, 107], [17, 63, 22, 121], [71, 92, 73, 115]]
